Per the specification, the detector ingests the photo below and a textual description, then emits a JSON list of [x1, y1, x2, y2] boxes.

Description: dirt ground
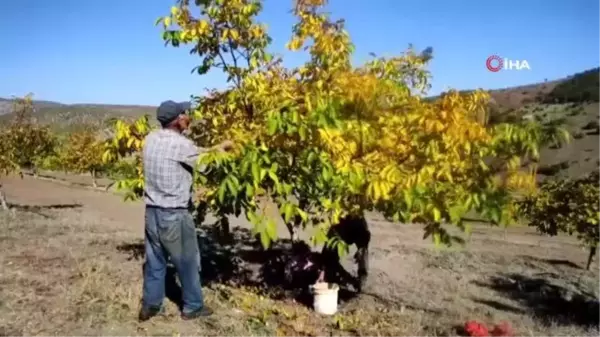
[[0, 175, 598, 336]]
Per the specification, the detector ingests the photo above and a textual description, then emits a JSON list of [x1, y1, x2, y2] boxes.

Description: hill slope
[[0, 98, 155, 132], [486, 68, 599, 180]]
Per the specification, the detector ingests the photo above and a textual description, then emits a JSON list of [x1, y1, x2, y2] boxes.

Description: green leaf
[[217, 182, 227, 203], [282, 203, 294, 223], [240, 158, 250, 175], [266, 218, 277, 241], [448, 205, 462, 224], [311, 226, 328, 246], [251, 162, 260, 184], [226, 177, 237, 195], [464, 223, 472, 236], [490, 207, 501, 224], [296, 208, 308, 222], [336, 240, 348, 258], [245, 183, 254, 198], [260, 169, 267, 181], [268, 170, 279, 185], [259, 231, 271, 249], [247, 211, 259, 226], [298, 125, 307, 140], [322, 167, 331, 181], [283, 183, 293, 195], [267, 118, 277, 135], [433, 232, 441, 246], [432, 207, 441, 222], [403, 190, 413, 208]]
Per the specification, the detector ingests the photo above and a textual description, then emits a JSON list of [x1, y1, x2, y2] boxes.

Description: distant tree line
[[0, 95, 131, 209]]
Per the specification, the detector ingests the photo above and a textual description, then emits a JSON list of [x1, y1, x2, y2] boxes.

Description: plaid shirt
[[142, 129, 207, 209]]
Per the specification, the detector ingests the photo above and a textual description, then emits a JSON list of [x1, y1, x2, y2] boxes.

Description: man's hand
[[217, 140, 234, 152]]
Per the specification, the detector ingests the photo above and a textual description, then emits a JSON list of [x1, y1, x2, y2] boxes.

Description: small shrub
[[518, 170, 600, 270]]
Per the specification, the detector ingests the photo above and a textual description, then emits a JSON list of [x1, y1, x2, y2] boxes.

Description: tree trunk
[[219, 215, 231, 244], [355, 214, 371, 291], [285, 223, 297, 242], [91, 169, 97, 188], [194, 200, 209, 227], [586, 246, 597, 271], [222, 217, 230, 236], [0, 187, 9, 211]]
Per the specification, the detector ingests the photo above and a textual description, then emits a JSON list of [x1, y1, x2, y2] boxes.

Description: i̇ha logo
[[486, 55, 531, 72]]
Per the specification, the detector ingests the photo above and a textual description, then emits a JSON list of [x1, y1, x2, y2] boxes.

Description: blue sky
[[0, 0, 598, 105]]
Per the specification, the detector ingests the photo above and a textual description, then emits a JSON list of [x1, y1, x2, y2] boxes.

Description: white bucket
[[310, 282, 339, 315]]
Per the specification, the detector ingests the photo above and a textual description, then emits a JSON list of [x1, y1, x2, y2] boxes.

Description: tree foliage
[[106, 0, 561, 251], [62, 128, 106, 187], [0, 126, 21, 210], [4, 95, 56, 174], [0, 131, 19, 178], [102, 116, 151, 199], [0, 95, 57, 209], [518, 170, 600, 270], [0, 143, 17, 210]]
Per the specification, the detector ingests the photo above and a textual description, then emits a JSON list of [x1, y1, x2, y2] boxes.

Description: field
[[1, 0, 598, 332], [0, 174, 598, 336]]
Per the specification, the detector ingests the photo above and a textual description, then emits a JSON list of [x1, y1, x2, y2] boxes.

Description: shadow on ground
[[8, 202, 82, 210], [6, 203, 83, 219], [472, 272, 600, 328], [517, 255, 588, 271], [116, 223, 361, 308]]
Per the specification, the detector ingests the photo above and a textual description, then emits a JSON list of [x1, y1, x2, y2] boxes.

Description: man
[[320, 213, 370, 292], [139, 100, 233, 322]]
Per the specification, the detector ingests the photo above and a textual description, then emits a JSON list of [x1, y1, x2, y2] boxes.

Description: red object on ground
[[464, 320, 489, 337], [490, 321, 513, 336]]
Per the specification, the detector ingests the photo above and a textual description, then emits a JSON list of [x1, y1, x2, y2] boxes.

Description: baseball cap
[[156, 100, 192, 126]]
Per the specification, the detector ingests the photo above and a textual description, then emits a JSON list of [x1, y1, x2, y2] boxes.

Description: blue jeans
[[142, 206, 204, 314]]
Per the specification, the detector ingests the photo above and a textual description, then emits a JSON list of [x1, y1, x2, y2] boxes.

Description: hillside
[[486, 68, 600, 180], [0, 98, 155, 132], [1, 67, 598, 178]]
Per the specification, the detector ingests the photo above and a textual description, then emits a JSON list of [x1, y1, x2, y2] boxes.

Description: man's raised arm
[[176, 138, 234, 172]]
